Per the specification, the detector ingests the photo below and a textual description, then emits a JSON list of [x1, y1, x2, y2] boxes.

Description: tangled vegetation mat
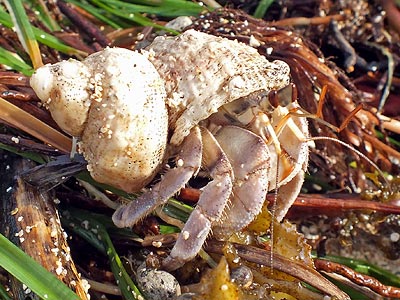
[[0, 1, 400, 299]]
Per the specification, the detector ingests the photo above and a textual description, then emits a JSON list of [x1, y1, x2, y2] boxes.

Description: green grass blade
[[87, 0, 178, 33], [0, 142, 46, 164], [253, 0, 274, 18], [89, 0, 159, 27], [25, 0, 61, 31], [101, 224, 144, 300], [0, 282, 12, 300], [0, 47, 34, 75], [159, 224, 180, 234], [65, 0, 129, 28], [119, 0, 164, 5], [0, 10, 87, 57], [62, 209, 144, 300], [32, 27, 88, 57], [99, 0, 205, 17], [3, 0, 43, 68], [375, 129, 400, 148], [0, 233, 79, 300], [0, 7, 12, 26]]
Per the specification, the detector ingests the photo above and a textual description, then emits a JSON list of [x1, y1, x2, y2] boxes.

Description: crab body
[[30, 30, 309, 271]]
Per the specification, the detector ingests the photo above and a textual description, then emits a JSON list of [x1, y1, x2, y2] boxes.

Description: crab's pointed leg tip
[[112, 205, 127, 228]]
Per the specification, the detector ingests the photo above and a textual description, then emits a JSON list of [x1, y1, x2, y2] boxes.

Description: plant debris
[[0, 1, 400, 299]]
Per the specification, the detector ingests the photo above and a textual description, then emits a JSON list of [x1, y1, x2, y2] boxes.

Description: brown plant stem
[[57, 0, 110, 48], [0, 97, 71, 153], [180, 188, 400, 216], [315, 258, 400, 298], [271, 14, 345, 27]]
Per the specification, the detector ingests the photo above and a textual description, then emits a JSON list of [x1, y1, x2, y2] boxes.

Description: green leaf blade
[[0, 233, 80, 300], [3, 0, 43, 68]]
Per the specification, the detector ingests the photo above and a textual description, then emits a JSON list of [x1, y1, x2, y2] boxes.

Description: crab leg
[[273, 170, 305, 222], [265, 105, 308, 221], [211, 126, 271, 239], [112, 126, 203, 228], [163, 127, 233, 271]]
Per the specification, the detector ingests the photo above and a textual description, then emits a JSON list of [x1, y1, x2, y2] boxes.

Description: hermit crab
[[30, 30, 309, 271]]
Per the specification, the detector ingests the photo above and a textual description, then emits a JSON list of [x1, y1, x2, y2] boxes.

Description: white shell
[[30, 48, 168, 193], [29, 59, 91, 137], [146, 29, 290, 145], [30, 30, 291, 196]]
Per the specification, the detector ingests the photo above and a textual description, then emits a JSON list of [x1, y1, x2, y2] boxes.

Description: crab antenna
[[289, 84, 363, 133], [306, 136, 392, 193], [291, 103, 364, 133], [337, 103, 363, 132], [270, 152, 280, 275], [316, 85, 328, 118]]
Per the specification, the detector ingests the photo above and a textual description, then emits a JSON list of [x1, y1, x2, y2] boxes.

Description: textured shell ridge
[[146, 29, 291, 145]]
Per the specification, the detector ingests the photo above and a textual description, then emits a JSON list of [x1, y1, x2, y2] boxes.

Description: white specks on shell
[[390, 232, 400, 242], [30, 59, 92, 137], [146, 29, 291, 145], [176, 159, 184, 167], [30, 30, 292, 202], [80, 48, 168, 193], [31, 48, 168, 193], [221, 284, 229, 291]]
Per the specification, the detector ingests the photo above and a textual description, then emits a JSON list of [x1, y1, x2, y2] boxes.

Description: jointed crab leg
[[29, 31, 299, 270], [206, 87, 310, 226], [112, 126, 203, 228], [212, 126, 270, 239], [113, 126, 234, 271], [163, 127, 233, 271], [273, 171, 305, 222]]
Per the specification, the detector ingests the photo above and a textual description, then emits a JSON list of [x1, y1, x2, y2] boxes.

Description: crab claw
[[212, 126, 270, 239]]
